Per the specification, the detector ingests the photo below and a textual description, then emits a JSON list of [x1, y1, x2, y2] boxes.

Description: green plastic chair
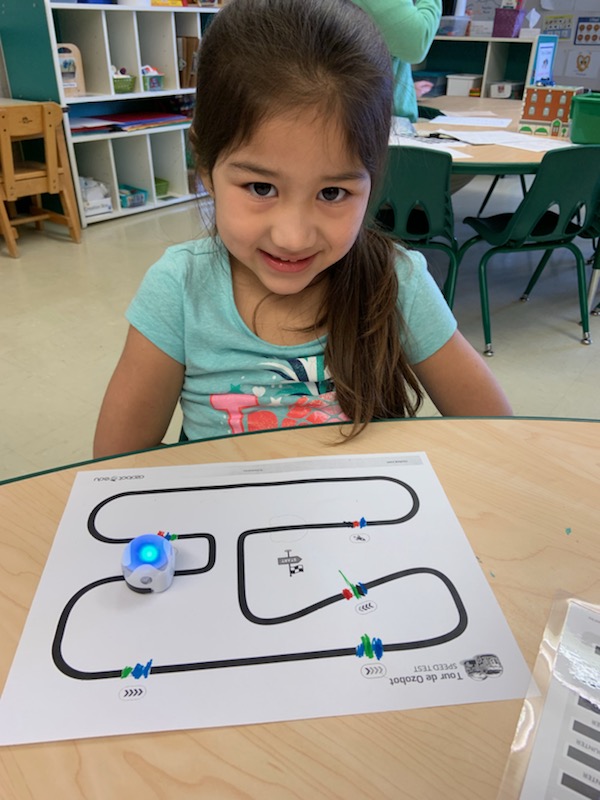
[[579, 206, 600, 315], [373, 146, 459, 308], [457, 145, 600, 356], [587, 242, 600, 314], [417, 104, 441, 121]]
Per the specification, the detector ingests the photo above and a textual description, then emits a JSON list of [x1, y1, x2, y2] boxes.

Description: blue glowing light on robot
[[122, 533, 176, 593], [138, 543, 160, 564]]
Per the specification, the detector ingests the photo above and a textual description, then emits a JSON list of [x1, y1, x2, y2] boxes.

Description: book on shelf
[[70, 112, 189, 135]]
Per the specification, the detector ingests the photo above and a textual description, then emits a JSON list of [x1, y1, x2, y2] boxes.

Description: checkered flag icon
[[289, 563, 304, 575]]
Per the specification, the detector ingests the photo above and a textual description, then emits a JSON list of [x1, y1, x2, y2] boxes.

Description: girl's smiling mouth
[[260, 250, 317, 273]]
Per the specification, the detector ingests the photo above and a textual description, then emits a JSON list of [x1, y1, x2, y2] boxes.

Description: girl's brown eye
[[249, 182, 275, 197], [320, 187, 346, 202]]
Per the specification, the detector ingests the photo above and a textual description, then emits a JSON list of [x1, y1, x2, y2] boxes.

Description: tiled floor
[[1, 176, 598, 482]]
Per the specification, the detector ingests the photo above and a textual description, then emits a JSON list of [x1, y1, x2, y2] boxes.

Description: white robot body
[[122, 534, 176, 593]]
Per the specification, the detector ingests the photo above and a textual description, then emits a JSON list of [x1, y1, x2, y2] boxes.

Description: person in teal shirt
[[94, 0, 510, 459], [353, 0, 442, 121]]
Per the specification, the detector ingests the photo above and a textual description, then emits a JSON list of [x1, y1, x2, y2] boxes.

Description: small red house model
[[519, 85, 585, 137]]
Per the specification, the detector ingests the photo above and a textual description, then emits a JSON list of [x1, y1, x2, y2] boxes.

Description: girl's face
[[205, 109, 371, 297]]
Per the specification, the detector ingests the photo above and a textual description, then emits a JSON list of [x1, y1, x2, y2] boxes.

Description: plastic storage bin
[[446, 74, 483, 96], [437, 16, 470, 36], [489, 81, 524, 100], [119, 184, 148, 209], [570, 93, 600, 144], [142, 73, 164, 92]]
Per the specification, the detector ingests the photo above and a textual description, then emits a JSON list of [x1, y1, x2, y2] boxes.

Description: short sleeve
[[126, 248, 187, 364], [395, 248, 457, 364]]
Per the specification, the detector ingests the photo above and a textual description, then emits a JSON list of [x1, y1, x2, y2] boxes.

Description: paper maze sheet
[[0, 452, 530, 744]]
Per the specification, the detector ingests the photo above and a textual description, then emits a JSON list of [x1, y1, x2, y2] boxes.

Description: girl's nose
[[269, 203, 317, 253]]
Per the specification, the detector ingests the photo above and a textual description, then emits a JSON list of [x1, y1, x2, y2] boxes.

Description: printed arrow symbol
[[122, 687, 145, 698], [362, 664, 385, 676]]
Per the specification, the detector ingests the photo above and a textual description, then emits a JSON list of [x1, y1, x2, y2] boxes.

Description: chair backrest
[[500, 145, 600, 245], [373, 146, 454, 243], [0, 102, 62, 200]]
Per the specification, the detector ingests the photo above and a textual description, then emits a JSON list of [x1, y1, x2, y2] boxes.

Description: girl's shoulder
[[143, 236, 229, 288], [390, 242, 450, 318], [391, 243, 428, 280], [160, 236, 228, 270]]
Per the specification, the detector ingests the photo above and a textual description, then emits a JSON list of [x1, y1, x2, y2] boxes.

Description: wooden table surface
[[414, 96, 552, 175], [1, 417, 599, 799]]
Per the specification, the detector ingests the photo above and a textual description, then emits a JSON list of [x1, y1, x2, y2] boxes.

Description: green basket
[[154, 177, 169, 197], [113, 75, 136, 94]]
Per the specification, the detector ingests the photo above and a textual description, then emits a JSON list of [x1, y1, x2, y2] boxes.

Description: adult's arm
[[354, 0, 442, 64]]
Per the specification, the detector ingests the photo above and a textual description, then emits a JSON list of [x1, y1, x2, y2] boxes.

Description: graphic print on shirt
[[210, 356, 349, 435]]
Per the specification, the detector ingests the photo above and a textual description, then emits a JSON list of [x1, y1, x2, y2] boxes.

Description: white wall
[[529, 1, 599, 90], [466, 0, 599, 90]]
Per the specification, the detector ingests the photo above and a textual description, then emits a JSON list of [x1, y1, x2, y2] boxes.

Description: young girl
[[93, 0, 511, 459]]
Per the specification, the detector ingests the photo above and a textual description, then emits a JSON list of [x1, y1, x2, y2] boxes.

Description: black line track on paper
[[53, 475, 467, 680]]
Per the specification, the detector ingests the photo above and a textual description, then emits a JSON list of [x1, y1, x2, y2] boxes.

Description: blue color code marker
[[122, 533, 176, 593]]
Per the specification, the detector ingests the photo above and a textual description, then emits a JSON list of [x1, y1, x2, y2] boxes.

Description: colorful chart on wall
[[0, 452, 531, 745]]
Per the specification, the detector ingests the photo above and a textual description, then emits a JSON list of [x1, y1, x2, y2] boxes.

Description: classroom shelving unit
[[424, 36, 538, 98], [0, 2, 220, 225], [0, 5, 539, 225]]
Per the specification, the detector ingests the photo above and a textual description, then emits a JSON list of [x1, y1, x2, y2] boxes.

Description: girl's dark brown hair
[[190, 0, 424, 437]]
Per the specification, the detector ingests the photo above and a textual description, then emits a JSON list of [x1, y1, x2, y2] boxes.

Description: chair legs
[[32, 195, 45, 231], [587, 242, 599, 315], [56, 126, 82, 244], [476, 176, 500, 218], [442, 251, 459, 310], [568, 243, 592, 345], [477, 244, 592, 356], [519, 250, 553, 301], [1, 185, 82, 256], [476, 174, 528, 218], [478, 249, 495, 357], [0, 199, 19, 257], [518, 244, 591, 345], [58, 181, 82, 244]]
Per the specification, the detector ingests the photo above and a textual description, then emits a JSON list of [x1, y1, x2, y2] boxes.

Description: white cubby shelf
[[1, 1, 221, 224]]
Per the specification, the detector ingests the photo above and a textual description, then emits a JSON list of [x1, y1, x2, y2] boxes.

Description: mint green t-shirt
[[352, 0, 442, 121], [126, 237, 456, 442]]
